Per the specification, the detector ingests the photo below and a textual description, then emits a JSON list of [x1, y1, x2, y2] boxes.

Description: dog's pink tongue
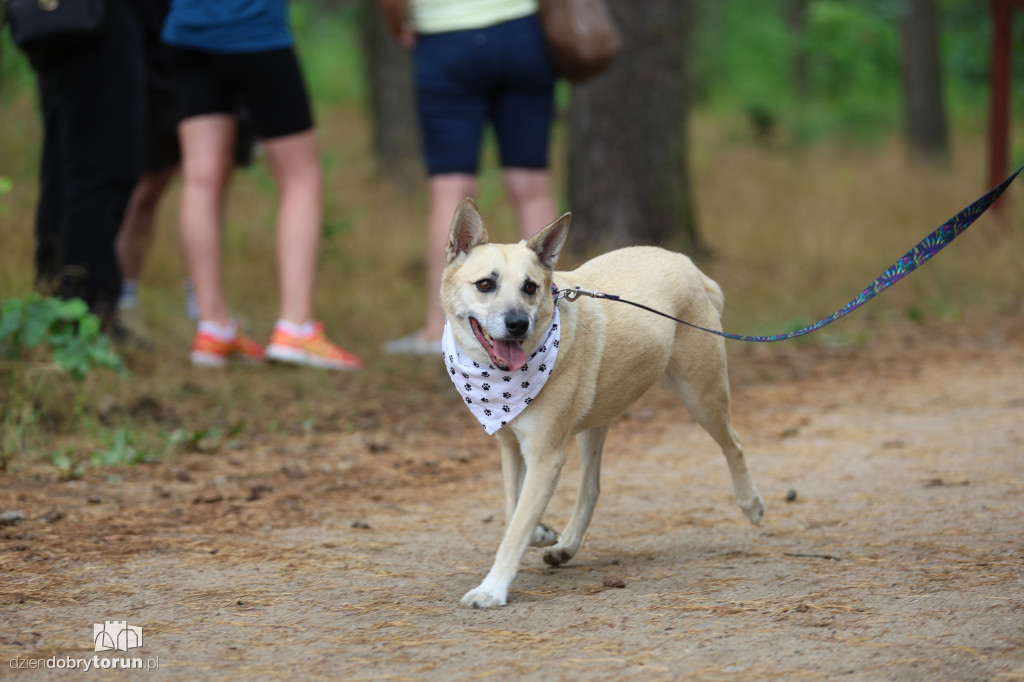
[[494, 340, 527, 372]]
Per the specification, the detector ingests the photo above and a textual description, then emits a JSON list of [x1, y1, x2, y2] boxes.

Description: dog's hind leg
[[499, 435, 558, 547], [666, 347, 764, 525], [543, 424, 610, 567]]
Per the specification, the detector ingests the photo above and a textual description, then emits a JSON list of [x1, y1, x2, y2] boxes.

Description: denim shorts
[[415, 14, 557, 175]]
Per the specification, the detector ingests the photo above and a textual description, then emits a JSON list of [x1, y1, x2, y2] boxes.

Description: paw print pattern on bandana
[[441, 305, 562, 435]]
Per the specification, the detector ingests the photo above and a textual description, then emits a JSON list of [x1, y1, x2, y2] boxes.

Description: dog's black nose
[[505, 314, 530, 338]]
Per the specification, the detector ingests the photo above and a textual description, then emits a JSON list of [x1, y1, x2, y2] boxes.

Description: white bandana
[[442, 306, 561, 434]]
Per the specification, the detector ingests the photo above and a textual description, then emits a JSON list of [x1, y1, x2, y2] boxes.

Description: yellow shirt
[[410, 0, 537, 34]]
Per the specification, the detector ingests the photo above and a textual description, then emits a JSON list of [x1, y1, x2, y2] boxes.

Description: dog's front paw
[[530, 523, 558, 547], [461, 585, 507, 609]]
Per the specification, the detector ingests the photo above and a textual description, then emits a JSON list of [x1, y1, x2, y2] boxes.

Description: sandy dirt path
[[2, 319, 1023, 680]]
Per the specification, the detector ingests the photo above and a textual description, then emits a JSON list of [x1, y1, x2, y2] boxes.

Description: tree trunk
[[359, 0, 422, 186], [899, 0, 950, 163], [566, 0, 703, 256]]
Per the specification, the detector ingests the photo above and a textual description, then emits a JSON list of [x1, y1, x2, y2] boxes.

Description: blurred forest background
[[0, 0, 1023, 470]]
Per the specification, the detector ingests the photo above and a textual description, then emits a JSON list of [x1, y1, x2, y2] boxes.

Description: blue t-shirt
[[162, 0, 293, 53]]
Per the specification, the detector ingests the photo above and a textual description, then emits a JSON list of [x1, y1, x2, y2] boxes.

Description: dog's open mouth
[[470, 318, 527, 372]]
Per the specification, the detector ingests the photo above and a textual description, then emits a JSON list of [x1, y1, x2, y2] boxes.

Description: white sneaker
[[383, 332, 443, 356]]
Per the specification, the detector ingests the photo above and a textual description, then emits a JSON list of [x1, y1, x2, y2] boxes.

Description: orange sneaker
[[190, 330, 265, 367], [265, 321, 364, 370]]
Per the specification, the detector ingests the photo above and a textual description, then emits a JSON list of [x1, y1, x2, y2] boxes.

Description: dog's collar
[[442, 305, 561, 435]]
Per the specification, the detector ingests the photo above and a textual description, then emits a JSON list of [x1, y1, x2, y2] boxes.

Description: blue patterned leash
[[556, 166, 1023, 342]]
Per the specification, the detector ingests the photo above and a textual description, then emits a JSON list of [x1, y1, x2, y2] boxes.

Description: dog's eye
[[476, 279, 495, 293], [522, 281, 538, 296]]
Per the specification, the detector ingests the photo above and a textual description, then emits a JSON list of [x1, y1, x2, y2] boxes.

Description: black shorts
[[167, 46, 313, 139], [144, 42, 181, 171]]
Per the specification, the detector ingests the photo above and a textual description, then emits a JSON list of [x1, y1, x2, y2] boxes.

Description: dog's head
[[441, 198, 570, 372]]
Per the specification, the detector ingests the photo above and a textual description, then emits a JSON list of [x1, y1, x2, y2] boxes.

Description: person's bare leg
[[262, 129, 321, 326], [503, 168, 556, 240], [425, 173, 478, 340], [116, 165, 177, 283], [177, 114, 236, 328]]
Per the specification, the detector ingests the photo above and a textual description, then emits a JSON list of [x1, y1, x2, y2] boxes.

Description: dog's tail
[[700, 272, 725, 317]]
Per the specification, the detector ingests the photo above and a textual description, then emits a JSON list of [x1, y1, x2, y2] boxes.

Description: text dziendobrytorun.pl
[[10, 655, 160, 672]]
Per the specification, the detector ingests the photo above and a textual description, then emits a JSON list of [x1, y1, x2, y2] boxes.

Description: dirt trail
[[2, 319, 1023, 681]]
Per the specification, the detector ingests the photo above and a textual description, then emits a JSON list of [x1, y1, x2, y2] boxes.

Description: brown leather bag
[[537, 0, 622, 84]]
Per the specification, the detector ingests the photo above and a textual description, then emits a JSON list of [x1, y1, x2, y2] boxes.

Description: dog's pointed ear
[[527, 212, 571, 270], [446, 198, 489, 264]]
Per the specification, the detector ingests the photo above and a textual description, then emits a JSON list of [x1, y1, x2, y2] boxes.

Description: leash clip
[[556, 286, 595, 302], [555, 286, 618, 302]]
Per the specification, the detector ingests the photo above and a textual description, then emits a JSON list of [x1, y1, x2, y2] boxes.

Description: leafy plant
[[51, 448, 85, 480], [0, 294, 124, 380], [0, 176, 12, 214], [91, 427, 158, 468], [165, 421, 247, 455], [1, 379, 38, 461]]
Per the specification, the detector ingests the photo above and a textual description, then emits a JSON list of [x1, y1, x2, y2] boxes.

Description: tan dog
[[441, 199, 763, 608]]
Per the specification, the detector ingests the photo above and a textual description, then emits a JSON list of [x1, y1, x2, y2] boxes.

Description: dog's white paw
[[740, 493, 765, 525], [461, 585, 507, 609], [530, 523, 558, 547]]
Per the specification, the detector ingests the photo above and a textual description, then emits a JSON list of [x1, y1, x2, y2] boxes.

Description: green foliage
[[47, 424, 206, 478], [804, 3, 901, 103], [939, 0, 1024, 122], [91, 427, 159, 468], [2, 380, 38, 464], [692, 0, 1018, 141], [51, 448, 85, 480], [0, 31, 36, 99], [166, 421, 246, 455], [694, 2, 795, 113], [800, 2, 902, 140], [0, 294, 124, 380], [0, 176, 10, 221], [291, 2, 367, 105]]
